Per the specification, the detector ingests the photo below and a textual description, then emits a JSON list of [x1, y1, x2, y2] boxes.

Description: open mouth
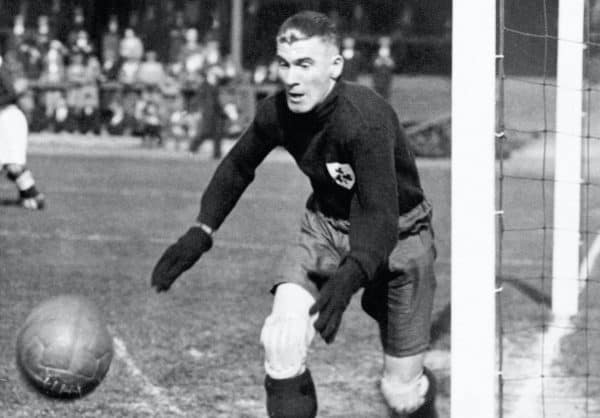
[[287, 92, 304, 102]]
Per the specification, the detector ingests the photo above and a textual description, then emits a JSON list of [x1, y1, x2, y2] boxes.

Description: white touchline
[[112, 334, 183, 416], [507, 232, 600, 418]]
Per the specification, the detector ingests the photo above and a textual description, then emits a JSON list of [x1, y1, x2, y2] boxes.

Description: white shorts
[[0, 104, 28, 166]]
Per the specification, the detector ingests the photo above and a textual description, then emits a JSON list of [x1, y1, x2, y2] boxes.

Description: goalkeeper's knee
[[260, 283, 316, 379]]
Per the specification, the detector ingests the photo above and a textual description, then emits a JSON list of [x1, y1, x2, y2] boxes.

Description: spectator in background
[[20, 45, 43, 81], [187, 35, 227, 158], [3, 45, 35, 128], [41, 40, 66, 84], [340, 36, 362, 82], [65, 53, 87, 131], [372, 36, 395, 101], [168, 11, 187, 67], [11, 15, 43, 81], [128, 10, 142, 37], [267, 59, 279, 83], [180, 28, 205, 85], [105, 98, 128, 136], [67, 7, 87, 52], [348, 4, 371, 36], [139, 96, 163, 148], [34, 16, 53, 57], [189, 58, 227, 158], [49, 93, 70, 132], [102, 48, 121, 82], [118, 28, 144, 85], [2, 50, 26, 83], [140, 5, 166, 61], [393, 3, 415, 37], [137, 51, 166, 87], [71, 30, 94, 59], [49, 0, 69, 42], [203, 36, 221, 70], [102, 15, 121, 66], [40, 40, 67, 131], [118, 28, 145, 133], [7, 15, 27, 58], [136, 50, 167, 144], [326, 9, 343, 33], [161, 74, 196, 150], [119, 27, 144, 64], [78, 56, 102, 134], [252, 58, 278, 86], [252, 64, 268, 85]]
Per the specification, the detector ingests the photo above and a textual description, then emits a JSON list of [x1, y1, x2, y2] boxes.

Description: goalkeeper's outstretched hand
[[308, 259, 365, 343], [151, 226, 213, 292]]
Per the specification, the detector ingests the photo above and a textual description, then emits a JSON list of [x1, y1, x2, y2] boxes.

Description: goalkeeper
[[152, 10, 438, 418]]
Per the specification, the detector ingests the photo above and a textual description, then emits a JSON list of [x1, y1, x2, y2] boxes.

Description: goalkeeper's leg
[[260, 283, 318, 418], [381, 354, 438, 417]]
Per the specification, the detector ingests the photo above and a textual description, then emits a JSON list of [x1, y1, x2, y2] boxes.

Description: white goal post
[[551, 0, 585, 318], [452, 0, 586, 415], [451, 0, 497, 417]]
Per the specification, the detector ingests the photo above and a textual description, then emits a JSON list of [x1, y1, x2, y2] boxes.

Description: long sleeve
[[197, 119, 278, 230], [345, 123, 399, 281]]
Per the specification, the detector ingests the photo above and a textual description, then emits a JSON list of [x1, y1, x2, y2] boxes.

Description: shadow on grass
[[502, 275, 551, 308], [0, 197, 20, 207]]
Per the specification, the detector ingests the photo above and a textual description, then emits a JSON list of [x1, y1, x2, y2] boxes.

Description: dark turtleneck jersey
[[198, 80, 425, 281]]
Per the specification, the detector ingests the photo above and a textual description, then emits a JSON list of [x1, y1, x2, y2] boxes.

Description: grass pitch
[[2, 74, 599, 417], [0, 149, 450, 417]]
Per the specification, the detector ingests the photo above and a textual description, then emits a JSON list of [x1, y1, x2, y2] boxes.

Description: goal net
[[453, 0, 600, 416]]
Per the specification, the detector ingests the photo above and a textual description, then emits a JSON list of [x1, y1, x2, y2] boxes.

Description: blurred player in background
[[151, 11, 437, 418], [0, 56, 45, 210], [372, 36, 396, 102]]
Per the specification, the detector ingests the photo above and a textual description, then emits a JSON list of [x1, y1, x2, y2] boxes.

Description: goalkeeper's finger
[[307, 268, 334, 284], [309, 290, 330, 316]]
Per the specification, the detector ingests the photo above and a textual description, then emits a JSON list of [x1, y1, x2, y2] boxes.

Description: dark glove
[[308, 258, 366, 343], [151, 226, 213, 292]]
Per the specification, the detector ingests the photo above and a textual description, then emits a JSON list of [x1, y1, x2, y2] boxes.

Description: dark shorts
[[273, 201, 437, 357]]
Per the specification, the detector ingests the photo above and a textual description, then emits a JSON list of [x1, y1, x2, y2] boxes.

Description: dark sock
[[6, 169, 39, 199], [408, 368, 438, 418], [265, 369, 317, 418], [19, 186, 39, 199]]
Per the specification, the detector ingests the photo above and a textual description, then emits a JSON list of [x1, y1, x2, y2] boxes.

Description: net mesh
[[497, 0, 600, 416]]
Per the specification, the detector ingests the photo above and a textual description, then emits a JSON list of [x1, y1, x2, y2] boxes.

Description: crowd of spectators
[[1, 4, 416, 154], [2, 7, 245, 155]]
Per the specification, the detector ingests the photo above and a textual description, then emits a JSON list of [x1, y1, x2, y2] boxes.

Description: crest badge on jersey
[[326, 162, 355, 190]]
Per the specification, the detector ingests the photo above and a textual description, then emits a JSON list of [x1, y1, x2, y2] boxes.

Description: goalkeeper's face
[[276, 30, 342, 113]]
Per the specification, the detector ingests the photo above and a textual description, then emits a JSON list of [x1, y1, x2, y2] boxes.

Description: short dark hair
[[277, 10, 340, 49]]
